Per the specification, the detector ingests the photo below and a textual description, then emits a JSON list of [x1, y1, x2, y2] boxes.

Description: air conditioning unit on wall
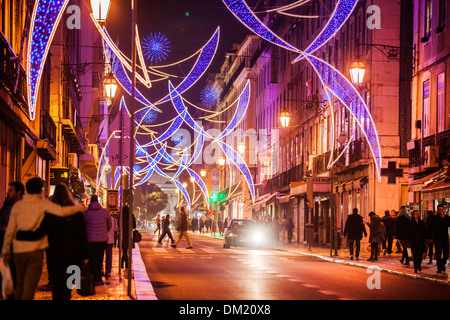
[[423, 146, 439, 168]]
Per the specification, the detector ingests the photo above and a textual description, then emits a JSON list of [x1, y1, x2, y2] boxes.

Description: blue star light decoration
[[200, 84, 221, 108], [142, 32, 171, 65]]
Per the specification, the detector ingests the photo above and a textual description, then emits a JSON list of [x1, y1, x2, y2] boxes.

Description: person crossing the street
[[171, 207, 193, 249]]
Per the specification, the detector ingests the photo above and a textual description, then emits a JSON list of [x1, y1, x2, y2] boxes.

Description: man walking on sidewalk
[[382, 210, 396, 255], [171, 207, 193, 249], [1, 177, 84, 300], [430, 204, 450, 273], [343, 208, 367, 260]]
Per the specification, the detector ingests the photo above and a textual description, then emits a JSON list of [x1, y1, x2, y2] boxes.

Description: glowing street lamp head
[[104, 73, 118, 99], [349, 61, 366, 85], [182, 182, 188, 188], [280, 109, 291, 128], [90, 0, 111, 22], [190, 177, 195, 183], [218, 156, 226, 166], [238, 141, 246, 154], [200, 169, 207, 177]]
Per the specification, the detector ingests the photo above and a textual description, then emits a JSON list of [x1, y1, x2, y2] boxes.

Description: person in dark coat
[[286, 218, 295, 243], [382, 210, 396, 255], [157, 214, 174, 244], [395, 206, 411, 265], [366, 212, 385, 261], [408, 210, 427, 273], [16, 183, 88, 300], [343, 208, 367, 260], [171, 207, 193, 249], [121, 206, 136, 269], [424, 210, 435, 264], [430, 204, 450, 273]]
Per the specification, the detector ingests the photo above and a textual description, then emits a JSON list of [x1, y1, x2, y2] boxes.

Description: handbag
[[77, 265, 95, 297], [133, 229, 142, 243], [0, 259, 14, 299]]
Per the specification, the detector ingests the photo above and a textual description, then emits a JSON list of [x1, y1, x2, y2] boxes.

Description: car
[[223, 219, 266, 249]]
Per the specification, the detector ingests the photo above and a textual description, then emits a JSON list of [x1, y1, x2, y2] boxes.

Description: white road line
[[287, 279, 303, 282], [177, 248, 195, 254], [318, 290, 338, 296], [302, 284, 319, 289], [151, 248, 168, 254], [265, 271, 279, 274], [276, 274, 289, 278], [200, 248, 221, 254]]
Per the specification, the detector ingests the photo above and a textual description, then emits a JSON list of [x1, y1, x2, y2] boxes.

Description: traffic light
[[210, 193, 218, 203]]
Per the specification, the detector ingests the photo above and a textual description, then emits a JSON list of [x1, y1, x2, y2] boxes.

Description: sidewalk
[[196, 231, 450, 285], [34, 244, 155, 300]]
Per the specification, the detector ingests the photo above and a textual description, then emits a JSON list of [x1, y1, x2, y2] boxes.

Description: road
[[138, 230, 450, 300]]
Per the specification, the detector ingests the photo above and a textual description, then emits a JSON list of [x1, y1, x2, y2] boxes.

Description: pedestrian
[[366, 212, 385, 261], [286, 218, 294, 243], [171, 207, 193, 249], [224, 217, 229, 230], [158, 214, 175, 244], [1, 177, 84, 300], [121, 205, 136, 269], [382, 210, 396, 255], [200, 218, 205, 233], [424, 210, 435, 264], [408, 210, 427, 273], [395, 205, 411, 266], [0, 181, 24, 298], [105, 215, 118, 280], [343, 208, 367, 260], [280, 217, 288, 244], [430, 204, 450, 273], [154, 214, 161, 235], [84, 195, 112, 284], [393, 210, 402, 253], [16, 183, 89, 300], [218, 219, 223, 236], [272, 217, 281, 244]]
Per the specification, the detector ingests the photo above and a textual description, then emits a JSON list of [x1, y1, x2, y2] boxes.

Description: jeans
[[348, 238, 361, 257], [13, 249, 44, 300], [382, 235, 394, 254], [434, 239, 449, 271], [87, 242, 106, 282], [158, 231, 174, 243], [105, 244, 113, 274]]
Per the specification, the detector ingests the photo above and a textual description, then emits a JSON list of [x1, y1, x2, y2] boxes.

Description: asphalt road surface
[[138, 229, 450, 300]]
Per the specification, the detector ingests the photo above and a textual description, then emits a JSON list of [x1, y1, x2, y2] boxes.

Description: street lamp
[[238, 141, 246, 154], [90, 0, 112, 23], [200, 169, 207, 177], [280, 109, 291, 128], [190, 176, 195, 183], [104, 73, 118, 99], [349, 61, 366, 86], [182, 182, 188, 188], [218, 156, 226, 166]]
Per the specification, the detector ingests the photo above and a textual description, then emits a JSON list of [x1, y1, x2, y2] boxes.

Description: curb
[[132, 243, 158, 300]]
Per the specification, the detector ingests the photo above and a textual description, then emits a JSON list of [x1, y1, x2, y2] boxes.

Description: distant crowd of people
[[0, 177, 136, 300], [343, 205, 450, 273]]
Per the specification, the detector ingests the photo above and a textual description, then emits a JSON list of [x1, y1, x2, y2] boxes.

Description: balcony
[[408, 129, 450, 170], [312, 151, 331, 175], [61, 100, 87, 154], [256, 164, 303, 196], [0, 32, 28, 116], [37, 110, 57, 160]]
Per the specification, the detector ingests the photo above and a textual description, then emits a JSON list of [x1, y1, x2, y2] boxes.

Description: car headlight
[[252, 231, 264, 243], [228, 232, 238, 238]]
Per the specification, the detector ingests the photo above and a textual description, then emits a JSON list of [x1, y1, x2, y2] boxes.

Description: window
[[425, 0, 432, 38], [437, 73, 445, 132], [438, 0, 446, 30], [423, 80, 431, 136]]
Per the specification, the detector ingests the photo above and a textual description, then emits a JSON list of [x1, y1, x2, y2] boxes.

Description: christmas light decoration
[[200, 84, 221, 108], [142, 32, 171, 64]]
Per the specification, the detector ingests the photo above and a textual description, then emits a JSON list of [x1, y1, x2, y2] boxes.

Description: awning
[[344, 178, 356, 192], [409, 169, 443, 192], [246, 192, 277, 211], [79, 154, 98, 186], [352, 176, 368, 189], [278, 195, 290, 204], [290, 181, 307, 196], [422, 169, 450, 200]]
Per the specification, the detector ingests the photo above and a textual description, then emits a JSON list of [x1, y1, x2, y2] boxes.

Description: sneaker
[[355, 256, 359, 260], [170, 244, 176, 248], [186, 246, 193, 249], [383, 250, 387, 256], [350, 256, 354, 260], [427, 260, 433, 265]]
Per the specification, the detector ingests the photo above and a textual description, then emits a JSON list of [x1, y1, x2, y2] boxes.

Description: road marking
[[302, 284, 319, 289], [177, 248, 195, 254], [288, 279, 303, 282], [151, 248, 168, 254], [318, 290, 338, 296], [265, 270, 279, 274], [161, 256, 175, 259], [276, 274, 289, 278], [200, 248, 221, 254]]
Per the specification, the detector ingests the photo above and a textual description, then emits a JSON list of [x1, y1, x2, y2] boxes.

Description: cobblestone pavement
[[34, 247, 135, 300]]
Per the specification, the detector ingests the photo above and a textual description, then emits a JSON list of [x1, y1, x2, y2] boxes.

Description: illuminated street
[[139, 230, 450, 300]]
